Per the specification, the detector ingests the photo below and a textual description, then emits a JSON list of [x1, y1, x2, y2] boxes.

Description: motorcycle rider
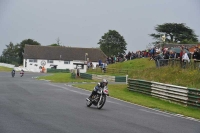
[[87, 79, 108, 101], [20, 69, 24, 77], [11, 69, 15, 77]]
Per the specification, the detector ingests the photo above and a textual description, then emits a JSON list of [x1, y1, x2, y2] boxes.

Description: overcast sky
[[0, 0, 200, 54]]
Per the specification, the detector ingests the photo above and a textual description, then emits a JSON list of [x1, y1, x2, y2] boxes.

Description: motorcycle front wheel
[[86, 100, 92, 107], [97, 95, 106, 109]]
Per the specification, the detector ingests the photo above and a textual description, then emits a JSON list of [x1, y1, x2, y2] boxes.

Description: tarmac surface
[[0, 72, 199, 133]]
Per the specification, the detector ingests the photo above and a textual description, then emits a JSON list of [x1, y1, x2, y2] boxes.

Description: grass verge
[[73, 83, 200, 119], [0, 66, 12, 72], [88, 58, 200, 89], [37, 73, 97, 83]]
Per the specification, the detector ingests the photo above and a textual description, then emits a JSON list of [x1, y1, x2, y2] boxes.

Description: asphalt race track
[[0, 72, 199, 133]]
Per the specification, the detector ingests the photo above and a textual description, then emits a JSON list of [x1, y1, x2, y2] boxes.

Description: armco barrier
[[128, 79, 152, 95], [80, 73, 127, 82], [80, 73, 92, 80], [187, 88, 200, 108], [92, 74, 115, 82], [115, 76, 126, 82], [47, 69, 70, 73], [128, 79, 200, 108], [104, 68, 129, 75], [151, 82, 188, 105], [71, 73, 76, 79]]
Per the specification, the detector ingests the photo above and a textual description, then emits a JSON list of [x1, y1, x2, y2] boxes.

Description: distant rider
[[11, 69, 15, 77], [20, 69, 24, 77]]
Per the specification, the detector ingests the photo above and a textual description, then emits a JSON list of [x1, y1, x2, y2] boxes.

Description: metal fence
[[187, 88, 200, 107], [88, 67, 129, 75], [71, 73, 76, 79], [80, 73, 93, 80], [156, 59, 200, 69], [47, 68, 70, 73], [104, 68, 129, 75], [128, 79, 200, 108]]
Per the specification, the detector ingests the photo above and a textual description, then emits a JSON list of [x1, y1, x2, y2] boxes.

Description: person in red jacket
[[179, 47, 184, 67], [20, 69, 24, 77]]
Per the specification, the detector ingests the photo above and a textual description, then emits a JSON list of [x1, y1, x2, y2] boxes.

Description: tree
[[1, 42, 20, 65], [2, 42, 18, 57], [149, 23, 199, 44], [98, 30, 127, 57], [18, 39, 41, 64], [49, 43, 60, 46]]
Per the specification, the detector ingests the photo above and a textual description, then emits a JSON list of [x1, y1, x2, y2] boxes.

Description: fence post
[[126, 75, 128, 84]]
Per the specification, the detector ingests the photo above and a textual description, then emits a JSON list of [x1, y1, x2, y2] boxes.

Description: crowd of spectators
[[103, 44, 200, 68], [86, 45, 200, 70]]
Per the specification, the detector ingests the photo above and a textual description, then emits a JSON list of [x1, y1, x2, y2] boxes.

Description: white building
[[23, 45, 107, 73]]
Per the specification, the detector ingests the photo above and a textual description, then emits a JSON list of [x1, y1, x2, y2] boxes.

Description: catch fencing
[[128, 79, 200, 108], [155, 59, 200, 69]]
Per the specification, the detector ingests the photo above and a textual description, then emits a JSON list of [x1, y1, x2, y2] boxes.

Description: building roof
[[24, 45, 107, 62]]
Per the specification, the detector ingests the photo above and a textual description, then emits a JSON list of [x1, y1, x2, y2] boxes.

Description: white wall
[[23, 59, 74, 71], [0, 63, 15, 68], [23, 59, 97, 73]]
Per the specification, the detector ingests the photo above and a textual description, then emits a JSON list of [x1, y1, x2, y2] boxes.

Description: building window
[[64, 61, 70, 64], [47, 60, 54, 63], [29, 59, 37, 63]]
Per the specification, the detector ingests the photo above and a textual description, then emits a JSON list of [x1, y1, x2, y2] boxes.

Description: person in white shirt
[[182, 51, 190, 68], [182, 51, 190, 62]]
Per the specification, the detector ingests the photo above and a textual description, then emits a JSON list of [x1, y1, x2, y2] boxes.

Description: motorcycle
[[11, 71, 15, 77], [20, 72, 24, 77], [86, 86, 109, 109]]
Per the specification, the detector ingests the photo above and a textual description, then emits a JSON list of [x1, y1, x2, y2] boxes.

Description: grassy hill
[[0, 66, 13, 72], [88, 58, 200, 89]]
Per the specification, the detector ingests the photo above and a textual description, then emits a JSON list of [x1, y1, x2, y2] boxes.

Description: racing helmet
[[102, 79, 108, 85]]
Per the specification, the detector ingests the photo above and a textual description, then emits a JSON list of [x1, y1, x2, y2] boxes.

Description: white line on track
[[139, 109, 171, 117], [47, 83, 200, 122], [48, 83, 88, 95]]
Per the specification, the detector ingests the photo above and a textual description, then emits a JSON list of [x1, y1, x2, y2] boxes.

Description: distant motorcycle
[[20, 71, 24, 77], [11, 70, 15, 77], [86, 86, 109, 109]]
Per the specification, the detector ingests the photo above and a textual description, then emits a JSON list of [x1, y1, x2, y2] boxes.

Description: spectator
[[113, 55, 116, 63], [98, 59, 102, 67], [179, 47, 184, 67], [193, 49, 200, 60], [87, 62, 90, 69], [154, 51, 164, 67], [182, 51, 190, 69], [169, 51, 175, 58], [163, 50, 169, 65], [102, 62, 107, 73]]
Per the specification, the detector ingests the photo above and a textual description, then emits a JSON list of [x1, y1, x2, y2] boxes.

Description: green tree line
[[1, 38, 62, 66]]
